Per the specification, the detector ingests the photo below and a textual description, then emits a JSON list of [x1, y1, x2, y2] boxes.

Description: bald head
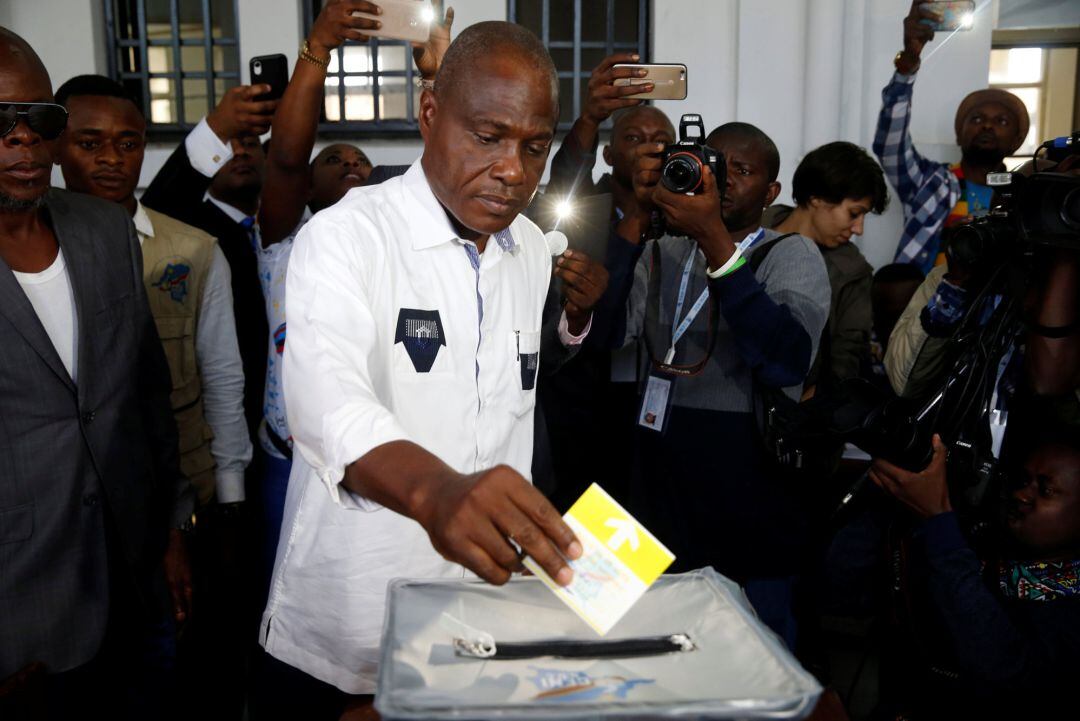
[[0, 27, 50, 92], [434, 21, 557, 116]]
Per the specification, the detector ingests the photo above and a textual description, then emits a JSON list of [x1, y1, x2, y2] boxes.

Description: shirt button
[[82, 410, 96, 424], [83, 493, 99, 507]]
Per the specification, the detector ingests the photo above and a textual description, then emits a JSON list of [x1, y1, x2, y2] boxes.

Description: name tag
[[637, 373, 674, 432]]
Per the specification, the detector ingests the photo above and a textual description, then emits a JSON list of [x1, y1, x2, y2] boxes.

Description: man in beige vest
[[55, 74, 251, 509]]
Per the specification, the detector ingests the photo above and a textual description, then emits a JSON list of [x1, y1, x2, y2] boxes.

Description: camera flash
[[960, 12, 974, 28], [555, 199, 574, 221], [421, 5, 436, 23]]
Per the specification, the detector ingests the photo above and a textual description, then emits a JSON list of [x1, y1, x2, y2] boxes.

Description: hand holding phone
[[612, 63, 687, 101], [250, 54, 289, 101], [206, 85, 278, 140], [352, 0, 435, 44]]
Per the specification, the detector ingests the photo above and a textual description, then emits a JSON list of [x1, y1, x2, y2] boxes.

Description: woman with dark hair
[[773, 141, 889, 396]]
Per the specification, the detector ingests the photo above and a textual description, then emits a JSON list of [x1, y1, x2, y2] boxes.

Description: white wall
[[5, 0, 1003, 267]]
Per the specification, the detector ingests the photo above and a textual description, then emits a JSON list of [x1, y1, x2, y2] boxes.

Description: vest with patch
[[141, 206, 217, 504]]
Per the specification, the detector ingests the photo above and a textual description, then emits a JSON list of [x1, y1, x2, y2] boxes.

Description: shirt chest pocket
[[510, 329, 541, 415]]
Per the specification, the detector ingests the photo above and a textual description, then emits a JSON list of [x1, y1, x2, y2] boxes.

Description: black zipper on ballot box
[[453, 633, 696, 660]]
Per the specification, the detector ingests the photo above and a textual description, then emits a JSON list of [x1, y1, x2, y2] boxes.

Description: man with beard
[[593, 121, 830, 647], [257, 20, 607, 717], [0, 27, 192, 718], [873, 0, 1029, 273]]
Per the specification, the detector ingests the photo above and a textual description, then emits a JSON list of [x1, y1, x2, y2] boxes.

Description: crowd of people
[[1, 0, 1077, 719]]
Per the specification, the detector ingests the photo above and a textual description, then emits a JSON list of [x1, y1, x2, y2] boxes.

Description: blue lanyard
[[665, 228, 765, 365]]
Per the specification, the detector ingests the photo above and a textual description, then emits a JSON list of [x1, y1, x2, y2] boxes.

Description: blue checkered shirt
[[872, 72, 961, 273]]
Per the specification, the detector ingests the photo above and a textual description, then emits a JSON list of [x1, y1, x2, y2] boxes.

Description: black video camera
[[660, 114, 726, 195], [944, 131, 1080, 271]]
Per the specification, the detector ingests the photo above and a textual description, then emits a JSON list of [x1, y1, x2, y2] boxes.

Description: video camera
[[945, 131, 1080, 272], [660, 114, 725, 195]]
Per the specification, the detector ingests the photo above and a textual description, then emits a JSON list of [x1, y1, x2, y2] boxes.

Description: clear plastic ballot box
[[375, 568, 822, 720]]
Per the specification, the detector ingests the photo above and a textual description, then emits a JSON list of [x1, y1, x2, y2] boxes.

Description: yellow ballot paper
[[522, 483, 675, 635]]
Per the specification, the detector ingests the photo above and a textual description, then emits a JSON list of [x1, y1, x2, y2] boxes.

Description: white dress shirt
[[134, 202, 252, 503], [261, 160, 555, 693]]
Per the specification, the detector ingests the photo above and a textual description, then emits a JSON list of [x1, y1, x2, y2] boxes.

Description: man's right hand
[[414, 465, 582, 586], [579, 53, 653, 132], [615, 141, 665, 243], [899, 1, 943, 72], [308, 0, 384, 57], [206, 84, 278, 141]]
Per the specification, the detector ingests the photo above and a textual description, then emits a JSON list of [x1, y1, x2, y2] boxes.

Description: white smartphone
[[353, 0, 434, 44]]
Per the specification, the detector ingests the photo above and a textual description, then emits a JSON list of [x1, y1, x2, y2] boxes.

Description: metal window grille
[[104, 0, 241, 137], [303, 0, 422, 136], [508, 0, 649, 131]]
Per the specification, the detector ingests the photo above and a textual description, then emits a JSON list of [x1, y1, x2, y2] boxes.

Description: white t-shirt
[[13, 249, 78, 383]]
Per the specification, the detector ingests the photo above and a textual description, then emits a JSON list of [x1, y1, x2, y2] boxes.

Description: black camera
[[660, 114, 726, 195], [944, 133, 1080, 271]]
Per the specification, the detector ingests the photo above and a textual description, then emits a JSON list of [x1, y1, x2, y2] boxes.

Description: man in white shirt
[[260, 20, 599, 711]]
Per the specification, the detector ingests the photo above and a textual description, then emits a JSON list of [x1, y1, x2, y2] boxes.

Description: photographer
[[874, 0, 1029, 273], [539, 52, 674, 507], [595, 121, 830, 645], [870, 429, 1080, 717]]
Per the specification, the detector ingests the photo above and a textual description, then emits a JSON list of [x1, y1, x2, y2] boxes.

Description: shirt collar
[[401, 159, 520, 253], [204, 191, 254, 225], [133, 199, 154, 243]]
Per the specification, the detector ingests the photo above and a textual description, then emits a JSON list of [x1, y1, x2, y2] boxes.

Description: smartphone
[[920, 1, 976, 31], [612, 63, 687, 101], [250, 54, 289, 101], [352, 0, 434, 44]]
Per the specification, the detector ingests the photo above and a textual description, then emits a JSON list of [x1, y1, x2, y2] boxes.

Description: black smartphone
[[249, 54, 289, 101]]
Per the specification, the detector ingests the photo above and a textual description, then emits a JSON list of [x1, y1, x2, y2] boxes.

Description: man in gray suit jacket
[[0, 27, 194, 716]]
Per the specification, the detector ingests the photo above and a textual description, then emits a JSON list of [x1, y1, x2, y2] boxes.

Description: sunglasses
[[0, 102, 69, 140]]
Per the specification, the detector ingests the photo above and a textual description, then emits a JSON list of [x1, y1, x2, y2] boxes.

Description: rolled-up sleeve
[[282, 215, 412, 509]]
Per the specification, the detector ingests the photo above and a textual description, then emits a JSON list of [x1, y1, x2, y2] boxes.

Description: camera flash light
[[960, 12, 974, 28], [555, 199, 574, 221], [421, 5, 436, 23]]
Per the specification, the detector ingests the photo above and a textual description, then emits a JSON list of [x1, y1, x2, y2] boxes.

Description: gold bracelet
[[299, 39, 330, 69]]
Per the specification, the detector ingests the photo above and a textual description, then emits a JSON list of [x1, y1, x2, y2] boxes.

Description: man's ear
[[418, 89, 437, 142], [602, 144, 614, 167], [765, 181, 781, 207]]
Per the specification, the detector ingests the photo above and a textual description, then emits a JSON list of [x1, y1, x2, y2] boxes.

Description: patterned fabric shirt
[[872, 72, 962, 273]]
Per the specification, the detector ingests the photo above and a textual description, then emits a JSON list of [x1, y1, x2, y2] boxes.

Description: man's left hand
[[870, 434, 952, 519], [652, 166, 734, 271], [555, 250, 609, 334], [164, 528, 193, 624]]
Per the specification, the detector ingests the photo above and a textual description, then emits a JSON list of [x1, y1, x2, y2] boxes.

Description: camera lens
[[1061, 187, 1080, 231], [661, 154, 702, 194]]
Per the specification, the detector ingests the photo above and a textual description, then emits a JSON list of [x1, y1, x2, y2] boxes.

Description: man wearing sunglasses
[[0, 27, 195, 717]]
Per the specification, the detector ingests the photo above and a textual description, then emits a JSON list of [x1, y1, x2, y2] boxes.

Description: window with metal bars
[[303, 0, 423, 136], [508, 0, 649, 131], [105, 0, 241, 137]]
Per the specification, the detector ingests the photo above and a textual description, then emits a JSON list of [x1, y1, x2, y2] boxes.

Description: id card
[[522, 483, 675, 634], [637, 372, 674, 432]]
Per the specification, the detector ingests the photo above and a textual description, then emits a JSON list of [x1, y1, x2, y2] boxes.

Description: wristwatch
[[894, 50, 920, 75]]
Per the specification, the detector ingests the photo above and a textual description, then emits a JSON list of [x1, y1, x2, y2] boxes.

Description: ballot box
[[375, 568, 821, 720]]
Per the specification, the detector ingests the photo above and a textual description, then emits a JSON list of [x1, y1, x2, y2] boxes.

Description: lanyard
[[664, 228, 765, 365]]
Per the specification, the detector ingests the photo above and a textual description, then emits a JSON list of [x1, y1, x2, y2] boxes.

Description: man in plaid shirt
[[873, 0, 1029, 274]]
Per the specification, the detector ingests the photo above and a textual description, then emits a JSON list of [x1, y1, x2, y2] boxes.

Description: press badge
[[638, 372, 674, 432]]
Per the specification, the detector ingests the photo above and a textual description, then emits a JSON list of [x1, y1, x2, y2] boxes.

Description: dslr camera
[[660, 114, 726, 195]]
